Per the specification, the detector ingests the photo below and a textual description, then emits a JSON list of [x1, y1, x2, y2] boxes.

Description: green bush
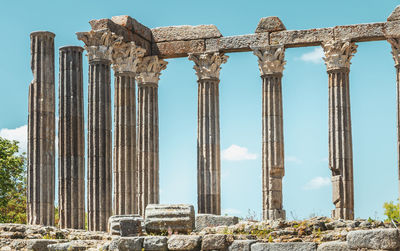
[[383, 201, 400, 222], [0, 137, 26, 223]]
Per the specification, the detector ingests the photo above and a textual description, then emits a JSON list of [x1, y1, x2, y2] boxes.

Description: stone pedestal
[[77, 31, 119, 231], [136, 56, 167, 216], [58, 46, 85, 229], [188, 52, 228, 215], [112, 42, 145, 215], [253, 46, 286, 220], [28, 31, 56, 226], [322, 40, 357, 220]]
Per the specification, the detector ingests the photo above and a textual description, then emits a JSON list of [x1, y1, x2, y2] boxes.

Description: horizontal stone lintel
[[84, 17, 398, 59], [153, 22, 392, 58]]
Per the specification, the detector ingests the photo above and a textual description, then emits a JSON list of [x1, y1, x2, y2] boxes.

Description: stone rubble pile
[[2, 213, 400, 250]]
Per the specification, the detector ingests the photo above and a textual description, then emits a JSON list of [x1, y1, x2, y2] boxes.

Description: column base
[[331, 208, 354, 220], [264, 209, 286, 220]]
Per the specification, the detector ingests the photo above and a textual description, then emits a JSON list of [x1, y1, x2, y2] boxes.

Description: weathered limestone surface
[[188, 53, 228, 215], [58, 46, 85, 230], [255, 17, 286, 33], [84, 12, 400, 59], [28, 31, 56, 226], [3, 220, 400, 250], [83, 15, 400, 60], [153, 39, 205, 58], [195, 214, 238, 231], [136, 56, 167, 216], [317, 241, 350, 251], [322, 40, 357, 220], [388, 5, 400, 21], [151, 25, 222, 42], [201, 234, 228, 250], [26, 239, 58, 250], [107, 237, 144, 251], [86, 20, 152, 56], [205, 33, 269, 53], [228, 240, 256, 251], [347, 229, 400, 250], [108, 214, 143, 235], [387, 37, 400, 203], [253, 46, 286, 220], [167, 235, 202, 250], [77, 31, 116, 231], [111, 15, 153, 42], [144, 204, 195, 234], [143, 236, 168, 251], [119, 219, 142, 237], [48, 240, 100, 251], [112, 42, 145, 216], [252, 242, 317, 251]]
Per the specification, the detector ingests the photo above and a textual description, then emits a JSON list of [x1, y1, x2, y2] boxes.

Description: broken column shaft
[[253, 45, 286, 220], [27, 31, 56, 226], [58, 46, 85, 229], [322, 40, 357, 220]]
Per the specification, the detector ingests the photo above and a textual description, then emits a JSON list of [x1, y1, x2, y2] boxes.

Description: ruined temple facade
[[27, 6, 400, 229]]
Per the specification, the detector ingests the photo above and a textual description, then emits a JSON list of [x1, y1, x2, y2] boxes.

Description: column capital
[[188, 52, 228, 81], [252, 45, 286, 75], [136, 56, 168, 85], [111, 42, 146, 73], [77, 30, 121, 62], [387, 38, 400, 67], [322, 40, 357, 71]]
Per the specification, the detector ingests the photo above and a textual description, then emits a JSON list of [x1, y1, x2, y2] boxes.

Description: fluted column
[[112, 42, 145, 215], [28, 31, 55, 226], [77, 31, 119, 231], [252, 46, 286, 220], [387, 38, 400, 202], [188, 52, 228, 215], [136, 56, 167, 216], [58, 46, 85, 229], [322, 40, 357, 220]]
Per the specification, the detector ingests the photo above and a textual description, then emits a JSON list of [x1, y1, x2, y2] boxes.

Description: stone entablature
[[83, 6, 400, 59]]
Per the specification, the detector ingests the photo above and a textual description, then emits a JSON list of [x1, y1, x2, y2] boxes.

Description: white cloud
[[222, 208, 242, 216], [222, 144, 257, 161], [300, 47, 324, 64], [286, 155, 303, 164], [303, 176, 330, 190], [0, 125, 28, 154]]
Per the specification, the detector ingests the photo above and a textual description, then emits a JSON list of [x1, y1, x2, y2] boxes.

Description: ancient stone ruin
[[26, 4, 400, 238]]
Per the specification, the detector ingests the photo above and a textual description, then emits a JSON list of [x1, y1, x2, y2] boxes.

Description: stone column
[[252, 46, 286, 220], [388, 38, 400, 202], [322, 40, 357, 220], [188, 52, 228, 215], [58, 46, 85, 229], [111, 42, 145, 215], [77, 31, 118, 231], [28, 31, 55, 226], [136, 56, 167, 216]]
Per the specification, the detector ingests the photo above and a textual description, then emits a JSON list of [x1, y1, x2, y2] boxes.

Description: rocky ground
[[1, 217, 400, 250]]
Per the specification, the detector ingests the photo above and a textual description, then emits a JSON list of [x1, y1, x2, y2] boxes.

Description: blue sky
[[0, 0, 399, 220]]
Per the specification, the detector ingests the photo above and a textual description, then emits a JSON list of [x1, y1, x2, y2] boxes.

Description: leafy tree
[[0, 136, 26, 223], [383, 201, 400, 222]]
